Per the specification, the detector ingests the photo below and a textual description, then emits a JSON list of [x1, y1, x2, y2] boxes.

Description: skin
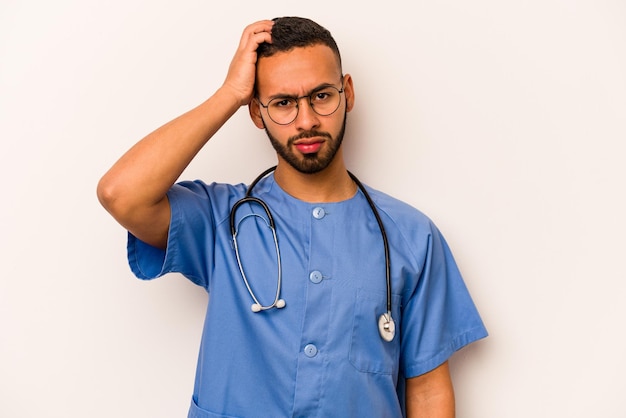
[[248, 44, 356, 202], [97, 19, 455, 417], [406, 361, 455, 418]]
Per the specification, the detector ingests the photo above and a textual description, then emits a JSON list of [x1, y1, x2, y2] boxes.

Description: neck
[[273, 152, 356, 203]]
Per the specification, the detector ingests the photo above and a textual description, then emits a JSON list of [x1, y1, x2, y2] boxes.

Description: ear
[[343, 74, 355, 112], [248, 99, 266, 129]]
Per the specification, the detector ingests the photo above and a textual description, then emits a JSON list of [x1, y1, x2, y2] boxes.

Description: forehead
[[256, 44, 342, 95]]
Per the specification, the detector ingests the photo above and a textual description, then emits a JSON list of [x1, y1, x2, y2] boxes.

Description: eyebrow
[[265, 82, 339, 101]]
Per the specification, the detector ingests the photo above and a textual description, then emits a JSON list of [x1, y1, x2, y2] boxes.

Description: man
[[98, 17, 487, 417]]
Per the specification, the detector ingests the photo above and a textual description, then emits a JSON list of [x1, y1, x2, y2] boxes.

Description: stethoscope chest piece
[[378, 312, 396, 342]]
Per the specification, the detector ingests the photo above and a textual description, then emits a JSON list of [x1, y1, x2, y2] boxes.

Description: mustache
[[287, 130, 332, 145]]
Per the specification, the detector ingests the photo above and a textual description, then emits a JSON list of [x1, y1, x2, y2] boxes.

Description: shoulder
[[363, 184, 435, 231], [171, 179, 246, 197], [361, 183, 452, 263], [167, 180, 248, 223]]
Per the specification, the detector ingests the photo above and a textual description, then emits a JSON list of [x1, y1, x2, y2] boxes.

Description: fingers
[[223, 20, 274, 106], [246, 19, 275, 35], [245, 20, 274, 37], [239, 20, 274, 51]]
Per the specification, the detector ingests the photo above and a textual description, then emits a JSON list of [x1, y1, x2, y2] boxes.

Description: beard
[[264, 111, 347, 174]]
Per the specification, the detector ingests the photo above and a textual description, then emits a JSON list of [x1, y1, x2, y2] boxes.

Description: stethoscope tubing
[[231, 210, 283, 311], [347, 172, 393, 317], [229, 166, 395, 341]]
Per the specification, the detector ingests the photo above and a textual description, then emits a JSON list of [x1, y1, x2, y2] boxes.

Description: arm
[[96, 20, 274, 249], [405, 361, 455, 418]]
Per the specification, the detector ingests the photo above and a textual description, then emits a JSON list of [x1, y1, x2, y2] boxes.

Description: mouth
[[293, 138, 325, 154]]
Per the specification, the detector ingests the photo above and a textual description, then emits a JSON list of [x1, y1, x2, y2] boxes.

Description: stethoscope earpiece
[[250, 299, 285, 313]]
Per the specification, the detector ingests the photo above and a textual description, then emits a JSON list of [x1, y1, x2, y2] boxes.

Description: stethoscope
[[229, 166, 396, 342]]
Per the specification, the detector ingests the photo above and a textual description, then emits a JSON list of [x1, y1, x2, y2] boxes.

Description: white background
[[1, 1, 625, 417]]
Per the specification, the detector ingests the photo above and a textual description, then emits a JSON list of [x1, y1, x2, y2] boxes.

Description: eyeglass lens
[[266, 86, 343, 125]]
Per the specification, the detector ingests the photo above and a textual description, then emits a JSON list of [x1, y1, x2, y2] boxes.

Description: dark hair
[[257, 17, 342, 70]]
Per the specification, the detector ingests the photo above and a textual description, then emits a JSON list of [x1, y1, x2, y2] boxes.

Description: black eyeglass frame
[[256, 83, 345, 126]]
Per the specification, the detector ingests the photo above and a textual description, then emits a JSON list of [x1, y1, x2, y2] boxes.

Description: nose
[[294, 97, 320, 130]]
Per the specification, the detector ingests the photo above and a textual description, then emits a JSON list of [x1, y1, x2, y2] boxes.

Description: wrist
[[217, 82, 252, 108]]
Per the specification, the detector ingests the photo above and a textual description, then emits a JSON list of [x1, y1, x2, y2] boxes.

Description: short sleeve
[[400, 223, 488, 377], [127, 181, 219, 288]]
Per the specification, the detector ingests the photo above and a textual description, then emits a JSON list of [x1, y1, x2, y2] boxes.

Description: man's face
[[253, 45, 353, 174]]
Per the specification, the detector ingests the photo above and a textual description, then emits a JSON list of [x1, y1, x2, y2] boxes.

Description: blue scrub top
[[128, 174, 487, 418]]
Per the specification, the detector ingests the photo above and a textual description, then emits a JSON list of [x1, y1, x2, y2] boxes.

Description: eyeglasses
[[257, 84, 344, 125]]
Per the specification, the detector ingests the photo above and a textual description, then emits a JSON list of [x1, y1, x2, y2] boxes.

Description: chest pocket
[[349, 288, 401, 374]]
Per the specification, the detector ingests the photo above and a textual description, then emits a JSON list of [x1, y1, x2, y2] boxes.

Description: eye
[[312, 89, 335, 103], [270, 97, 297, 109]]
